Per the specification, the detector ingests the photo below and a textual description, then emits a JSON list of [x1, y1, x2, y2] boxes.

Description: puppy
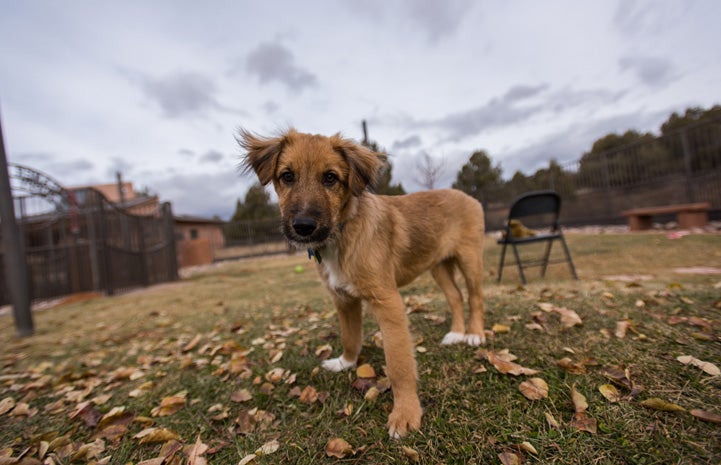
[[239, 129, 485, 438]]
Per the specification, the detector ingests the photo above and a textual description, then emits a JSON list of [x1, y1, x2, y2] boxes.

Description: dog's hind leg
[[431, 260, 467, 345], [322, 296, 362, 372], [457, 252, 486, 346]]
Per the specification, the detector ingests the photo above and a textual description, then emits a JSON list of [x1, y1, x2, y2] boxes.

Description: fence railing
[[0, 187, 178, 305]]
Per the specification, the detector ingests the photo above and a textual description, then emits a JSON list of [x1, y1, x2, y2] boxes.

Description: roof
[[174, 214, 224, 225]]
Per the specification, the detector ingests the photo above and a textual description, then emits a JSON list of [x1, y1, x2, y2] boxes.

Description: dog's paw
[[464, 333, 486, 347], [321, 356, 356, 372], [440, 331, 466, 345], [387, 399, 422, 439]]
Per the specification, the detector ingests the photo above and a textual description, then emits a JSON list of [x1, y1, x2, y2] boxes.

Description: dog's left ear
[[237, 129, 291, 185], [331, 135, 384, 196]]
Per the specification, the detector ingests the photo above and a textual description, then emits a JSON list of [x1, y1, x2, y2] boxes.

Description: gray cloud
[[405, 0, 474, 43], [12, 152, 94, 182], [245, 42, 318, 92], [619, 55, 676, 87], [199, 150, 224, 163], [134, 71, 242, 119], [392, 134, 422, 151], [415, 83, 549, 141]]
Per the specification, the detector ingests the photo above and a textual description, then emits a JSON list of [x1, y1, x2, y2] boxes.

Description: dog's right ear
[[237, 129, 290, 185]]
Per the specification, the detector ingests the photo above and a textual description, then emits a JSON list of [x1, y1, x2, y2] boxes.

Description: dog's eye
[[322, 172, 338, 187], [280, 171, 295, 184]]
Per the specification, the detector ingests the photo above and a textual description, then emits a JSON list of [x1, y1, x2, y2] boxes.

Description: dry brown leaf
[[325, 438, 353, 459], [182, 334, 202, 353], [151, 395, 186, 417], [570, 412, 598, 434], [555, 307, 583, 328], [599, 384, 622, 403], [134, 427, 180, 444], [255, 439, 279, 456], [492, 324, 511, 334], [230, 389, 253, 403], [690, 409, 721, 424], [677, 355, 721, 376], [640, 398, 686, 412], [498, 450, 521, 465], [364, 386, 380, 402], [519, 441, 538, 455], [401, 445, 420, 462], [238, 454, 257, 465], [615, 320, 630, 339], [0, 397, 16, 416], [299, 386, 319, 404], [356, 363, 376, 378], [488, 352, 539, 376], [187, 434, 209, 465], [556, 357, 586, 375], [571, 387, 588, 413], [544, 412, 561, 429], [519, 378, 548, 400]]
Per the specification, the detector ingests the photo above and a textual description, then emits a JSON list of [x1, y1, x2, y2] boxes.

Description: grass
[[1, 232, 720, 464]]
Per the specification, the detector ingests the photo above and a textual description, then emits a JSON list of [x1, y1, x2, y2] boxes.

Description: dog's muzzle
[[285, 215, 331, 244]]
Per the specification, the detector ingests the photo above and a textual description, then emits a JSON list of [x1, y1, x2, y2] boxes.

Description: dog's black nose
[[292, 217, 317, 237]]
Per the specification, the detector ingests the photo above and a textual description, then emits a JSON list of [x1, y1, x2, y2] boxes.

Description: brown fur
[[239, 129, 486, 438]]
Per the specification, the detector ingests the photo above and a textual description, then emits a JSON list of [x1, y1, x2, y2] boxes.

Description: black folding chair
[[497, 190, 578, 284]]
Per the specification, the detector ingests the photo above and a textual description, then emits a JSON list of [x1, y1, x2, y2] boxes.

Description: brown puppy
[[239, 129, 486, 438]]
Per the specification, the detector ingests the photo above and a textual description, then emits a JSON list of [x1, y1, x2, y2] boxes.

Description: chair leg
[[559, 235, 578, 279], [540, 239, 554, 278], [511, 243, 527, 285], [497, 242, 507, 283]]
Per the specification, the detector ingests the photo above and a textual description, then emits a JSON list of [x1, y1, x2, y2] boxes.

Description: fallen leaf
[[599, 384, 622, 403], [401, 445, 420, 462], [519, 378, 548, 400], [690, 409, 721, 424], [556, 357, 586, 375], [641, 398, 686, 412], [183, 334, 202, 353], [356, 363, 376, 378], [238, 453, 257, 465], [677, 355, 721, 376], [299, 386, 318, 404], [0, 397, 15, 416], [151, 395, 186, 417], [571, 387, 588, 413], [325, 438, 353, 459], [134, 427, 180, 444], [187, 434, 209, 465], [255, 439, 279, 456], [364, 386, 380, 402], [231, 389, 253, 403], [519, 441, 538, 455], [570, 412, 598, 434], [498, 450, 521, 465], [487, 352, 539, 376], [544, 412, 561, 429], [615, 320, 630, 339], [492, 324, 511, 334]]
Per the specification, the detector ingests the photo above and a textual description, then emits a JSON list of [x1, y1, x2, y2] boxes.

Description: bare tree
[[414, 151, 445, 190]]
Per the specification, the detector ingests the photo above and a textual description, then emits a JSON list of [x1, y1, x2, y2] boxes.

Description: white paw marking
[[389, 428, 402, 439], [464, 333, 485, 347], [441, 332, 466, 345], [321, 356, 356, 372]]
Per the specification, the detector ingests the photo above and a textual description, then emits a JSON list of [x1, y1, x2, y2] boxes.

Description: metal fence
[[219, 118, 721, 252], [483, 117, 721, 229], [0, 187, 178, 306]]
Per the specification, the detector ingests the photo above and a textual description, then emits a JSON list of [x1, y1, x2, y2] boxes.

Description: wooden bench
[[622, 202, 711, 231]]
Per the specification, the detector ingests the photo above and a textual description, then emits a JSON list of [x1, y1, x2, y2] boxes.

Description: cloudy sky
[[1, 0, 719, 219]]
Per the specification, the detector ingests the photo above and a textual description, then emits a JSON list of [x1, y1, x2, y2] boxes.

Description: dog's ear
[[331, 135, 384, 196], [237, 129, 291, 185]]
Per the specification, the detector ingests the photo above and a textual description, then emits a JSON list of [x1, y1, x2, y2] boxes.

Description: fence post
[[680, 128, 696, 203], [163, 203, 179, 281], [600, 151, 614, 218], [0, 113, 34, 336]]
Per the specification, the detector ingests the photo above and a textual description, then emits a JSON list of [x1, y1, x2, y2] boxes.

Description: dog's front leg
[[370, 290, 422, 438], [322, 295, 362, 372]]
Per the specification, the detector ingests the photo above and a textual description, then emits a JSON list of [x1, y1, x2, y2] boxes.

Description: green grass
[[1, 232, 720, 464]]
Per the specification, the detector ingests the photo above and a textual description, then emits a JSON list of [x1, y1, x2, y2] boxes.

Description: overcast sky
[[1, 0, 719, 219]]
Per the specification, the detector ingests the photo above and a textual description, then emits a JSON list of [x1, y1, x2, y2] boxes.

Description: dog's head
[[238, 129, 383, 247]]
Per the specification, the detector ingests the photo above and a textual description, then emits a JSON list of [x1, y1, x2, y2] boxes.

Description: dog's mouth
[[282, 220, 332, 247]]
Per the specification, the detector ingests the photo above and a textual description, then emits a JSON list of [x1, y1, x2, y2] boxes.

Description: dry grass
[[1, 232, 720, 464]]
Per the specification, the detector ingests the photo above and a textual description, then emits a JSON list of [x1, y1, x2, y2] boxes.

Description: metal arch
[[7, 162, 77, 212]]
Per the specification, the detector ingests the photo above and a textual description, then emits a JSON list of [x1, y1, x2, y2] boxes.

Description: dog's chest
[[319, 247, 358, 297]]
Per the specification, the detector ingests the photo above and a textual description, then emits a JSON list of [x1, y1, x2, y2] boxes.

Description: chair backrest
[[507, 190, 562, 227]]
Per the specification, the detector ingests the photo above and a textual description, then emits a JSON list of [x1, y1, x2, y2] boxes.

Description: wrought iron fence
[[0, 186, 178, 305]]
